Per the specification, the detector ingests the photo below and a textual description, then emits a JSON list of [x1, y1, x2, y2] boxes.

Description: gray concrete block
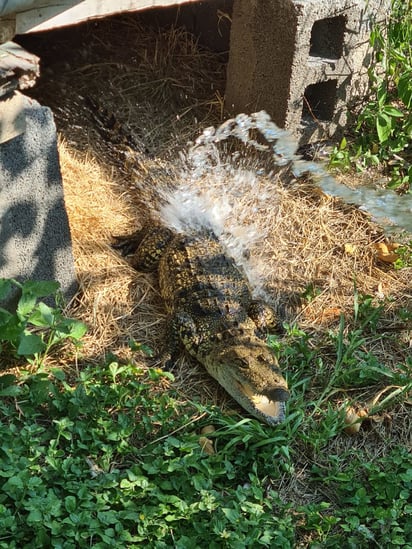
[[225, 0, 391, 143], [0, 93, 77, 307]]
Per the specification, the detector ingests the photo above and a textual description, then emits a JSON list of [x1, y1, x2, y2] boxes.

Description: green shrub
[[0, 278, 87, 367], [329, 0, 412, 192]]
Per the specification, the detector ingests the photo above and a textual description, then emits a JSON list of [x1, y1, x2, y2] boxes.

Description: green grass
[[1, 280, 412, 547], [1, 359, 411, 548], [329, 0, 412, 192]]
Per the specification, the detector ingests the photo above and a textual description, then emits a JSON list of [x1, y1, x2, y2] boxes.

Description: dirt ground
[[17, 13, 412, 433]]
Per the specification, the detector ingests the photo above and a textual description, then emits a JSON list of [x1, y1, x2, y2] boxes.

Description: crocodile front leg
[[113, 226, 174, 271], [112, 230, 146, 256], [248, 299, 280, 334], [163, 310, 201, 370]]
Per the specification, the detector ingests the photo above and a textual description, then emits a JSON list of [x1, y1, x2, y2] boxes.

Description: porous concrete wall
[[225, 0, 391, 143], [0, 93, 77, 307]]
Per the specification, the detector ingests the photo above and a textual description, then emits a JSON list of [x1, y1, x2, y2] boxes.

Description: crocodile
[[114, 225, 290, 425]]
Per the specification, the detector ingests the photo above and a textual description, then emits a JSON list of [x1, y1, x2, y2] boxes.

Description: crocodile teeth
[[251, 394, 285, 420], [240, 382, 286, 423]]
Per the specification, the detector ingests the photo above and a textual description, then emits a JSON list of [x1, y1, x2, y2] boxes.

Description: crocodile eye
[[233, 358, 249, 370]]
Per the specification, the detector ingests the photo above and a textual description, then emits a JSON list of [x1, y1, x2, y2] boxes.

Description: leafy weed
[[0, 278, 87, 368]]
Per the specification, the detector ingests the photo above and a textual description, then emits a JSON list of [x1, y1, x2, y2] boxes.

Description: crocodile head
[[203, 337, 289, 426]]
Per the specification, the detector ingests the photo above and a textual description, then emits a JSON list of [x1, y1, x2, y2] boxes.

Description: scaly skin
[[114, 226, 289, 425]]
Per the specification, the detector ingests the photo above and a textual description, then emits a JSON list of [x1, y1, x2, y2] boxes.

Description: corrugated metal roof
[[0, 1, 39, 17]]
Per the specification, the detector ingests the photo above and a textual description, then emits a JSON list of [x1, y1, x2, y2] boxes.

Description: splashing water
[[159, 111, 412, 292], [159, 113, 290, 293], [160, 166, 274, 293], [316, 176, 412, 234]]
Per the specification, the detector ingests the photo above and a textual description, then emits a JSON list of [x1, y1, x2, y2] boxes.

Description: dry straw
[[25, 16, 410, 421]]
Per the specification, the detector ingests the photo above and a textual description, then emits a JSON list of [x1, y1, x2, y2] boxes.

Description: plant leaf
[[376, 83, 387, 107], [17, 281, 60, 318], [0, 279, 14, 301], [0, 308, 14, 328], [382, 105, 404, 117], [22, 280, 60, 299], [398, 71, 412, 108], [0, 312, 23, 343], [0, 374, 20, 397], [17, 332, 45, 356], [376, 113, 392, 143], [17, 293, 38, 318], [0, 385, 21, 397], [55, 319, 88, 341], [28, 302, 56, 327]]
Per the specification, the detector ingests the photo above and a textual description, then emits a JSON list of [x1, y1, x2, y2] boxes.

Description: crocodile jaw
[[237, 381, 287, 425]]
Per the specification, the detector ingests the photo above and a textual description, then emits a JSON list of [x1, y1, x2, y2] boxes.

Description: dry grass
[[258, 184, 410, 324], [59, 141, 173, 371], [58, 135, 412, 393], [20, 14, 411, 421], [24, 15, 226, 160]]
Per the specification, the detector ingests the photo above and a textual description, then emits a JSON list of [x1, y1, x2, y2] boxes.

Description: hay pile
[[20, 15, 411, 415], [60, 138, 411, 347]]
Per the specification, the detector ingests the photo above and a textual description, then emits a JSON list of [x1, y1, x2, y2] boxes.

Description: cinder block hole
[[302, 80, 337, 123], [309, 16, 346, 59]]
